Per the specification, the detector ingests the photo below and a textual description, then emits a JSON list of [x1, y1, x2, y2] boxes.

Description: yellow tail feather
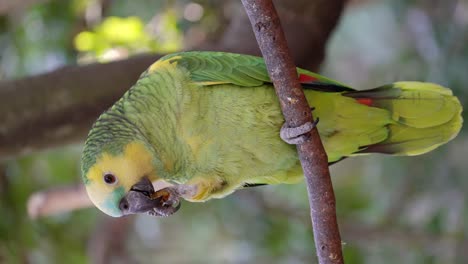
[[359, 82, 463, 155]]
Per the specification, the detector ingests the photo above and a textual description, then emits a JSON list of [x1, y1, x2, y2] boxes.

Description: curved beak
[[119, 177, 181, 217]]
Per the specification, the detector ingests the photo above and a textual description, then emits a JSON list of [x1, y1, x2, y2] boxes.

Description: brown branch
[[0, 54, 162, 159], [27, 183, 92, 219], [241, 1, 344, 263]]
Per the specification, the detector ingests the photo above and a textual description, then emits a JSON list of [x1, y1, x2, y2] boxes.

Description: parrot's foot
[[148, 197, 181, 217], [150, 184, 197, 216], [151, 187, 180, 208], [280, 119, 319, 145]]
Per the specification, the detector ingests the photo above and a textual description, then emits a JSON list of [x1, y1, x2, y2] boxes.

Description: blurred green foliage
[[0, 1, 77, 78], [74, 14, 182, 62], [1, 147, 97, 263], [74, 16, 153, 54], [1, 0, 468, 263]]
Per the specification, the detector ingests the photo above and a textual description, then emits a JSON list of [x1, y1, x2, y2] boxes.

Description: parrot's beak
[[119, 177, 181, 217]]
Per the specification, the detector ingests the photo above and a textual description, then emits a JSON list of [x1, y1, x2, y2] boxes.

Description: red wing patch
[[356, 98, 373, 106], [299, 74, 318, 83]]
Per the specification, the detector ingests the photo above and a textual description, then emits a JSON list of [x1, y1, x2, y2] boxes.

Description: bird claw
[[147, 187, 182, 217], [152, 187, 181, 208], [280, 118, 319, 145]]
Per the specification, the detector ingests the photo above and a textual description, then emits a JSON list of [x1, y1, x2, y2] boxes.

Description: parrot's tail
[[344, 82, 463, 156]]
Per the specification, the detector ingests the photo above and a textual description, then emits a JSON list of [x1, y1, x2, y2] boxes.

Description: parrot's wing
[[148, 51, 352, 89]]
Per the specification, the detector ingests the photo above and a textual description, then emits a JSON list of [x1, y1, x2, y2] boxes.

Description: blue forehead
[[102, 186, 125, 217]]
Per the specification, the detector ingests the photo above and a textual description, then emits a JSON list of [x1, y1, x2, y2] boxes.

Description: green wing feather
[[157, 51, 348, 87]]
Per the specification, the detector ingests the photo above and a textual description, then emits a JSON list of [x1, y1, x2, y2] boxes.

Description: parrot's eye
[[103, 173, 117, 184]]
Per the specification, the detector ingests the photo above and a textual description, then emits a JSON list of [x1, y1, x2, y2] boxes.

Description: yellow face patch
[[85, 141, 158, 217]]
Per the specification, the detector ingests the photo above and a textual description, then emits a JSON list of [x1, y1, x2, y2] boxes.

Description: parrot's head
[[81, 124, 179, 217]]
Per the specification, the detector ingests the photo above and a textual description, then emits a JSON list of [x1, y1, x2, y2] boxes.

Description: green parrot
[[81, 52, 462, 217]]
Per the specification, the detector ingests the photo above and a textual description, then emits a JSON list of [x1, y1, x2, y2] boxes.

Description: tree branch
[[241, 1, 344, 263], [0, 55, 161, 158], [27, 183, 92, 219]]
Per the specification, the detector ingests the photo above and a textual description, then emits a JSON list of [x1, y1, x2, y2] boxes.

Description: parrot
[[81, 51, 463, 217]]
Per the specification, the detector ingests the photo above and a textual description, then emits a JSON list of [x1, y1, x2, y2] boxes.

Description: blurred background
[[1, 0, 468, 263]]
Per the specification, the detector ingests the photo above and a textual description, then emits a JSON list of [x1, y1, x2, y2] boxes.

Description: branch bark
[[27, 183, 92, 219], [241, 1, 344, 263], [0, 55, 161, 158]]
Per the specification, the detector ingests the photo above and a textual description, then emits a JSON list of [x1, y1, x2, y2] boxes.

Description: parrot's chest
[[172, 84, 300, 178]]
